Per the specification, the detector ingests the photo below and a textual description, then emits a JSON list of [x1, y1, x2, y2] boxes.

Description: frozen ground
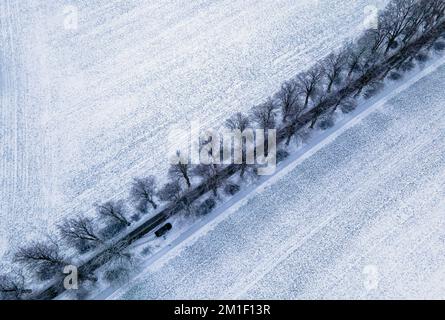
[[0, 0, 386, 252], [113, 63, 445, 300]]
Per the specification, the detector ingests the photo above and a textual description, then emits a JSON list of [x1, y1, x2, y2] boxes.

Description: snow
[[0, 0, 387, 252], [0, 236, 7, 260], [112, 61, 445, 300]]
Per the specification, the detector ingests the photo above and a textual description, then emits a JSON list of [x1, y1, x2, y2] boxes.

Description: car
[[155, 223, 172, 237]]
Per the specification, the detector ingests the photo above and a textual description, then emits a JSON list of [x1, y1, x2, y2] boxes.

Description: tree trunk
[[148, 199, 158, 210], [310, 116, 318, 129], [327, 80, 334, 93], [304, 95, 310, 109], [183, 173, 191, 188], [240, 164, 246, 178], [354, 86, 364, 98]]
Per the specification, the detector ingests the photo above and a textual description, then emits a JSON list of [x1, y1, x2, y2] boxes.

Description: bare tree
[[225, 112, 250, 132], [58, 215, 102, 252], [249, 100, 278, 156], [225, 112, 252, 178], [193, 164, 223, 197], [96, 239, 133, 285], [130, 176, 158, 212], [331, 95, 357, 114], [309, 93, 332, 129], [400, 0, 431, 45], [353, 49, 380, 97], [0, 272, 32, 300], [276, 81, 303, 122], [283, 119, 300, 146], [344, 43, 368, 80], [168, 151, 192, 188], [425, 0, 445, 31], [14, 240, 68, 281], [381, 0, 417, 54], [97, 240, 132, 267], [158, 179, 195, 214], [323, 52, 346, 93], [297, 66, 324, 109], [250, 99, 278, 129], [158, 180, 183, 203], [361, 26, 389, 56], [97, 200, 130, 227]]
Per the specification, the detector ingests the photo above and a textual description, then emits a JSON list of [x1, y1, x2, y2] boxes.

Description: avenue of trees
[[1, 0, 444, 300]]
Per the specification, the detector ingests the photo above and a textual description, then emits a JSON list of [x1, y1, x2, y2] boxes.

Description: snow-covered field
[[0, 0, 386, 253], [113, 63, 445, 300]]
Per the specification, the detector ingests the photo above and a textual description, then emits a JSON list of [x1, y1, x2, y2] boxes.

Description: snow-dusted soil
[[0, 0, 386, 253], [113, 63, 445, 300]]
